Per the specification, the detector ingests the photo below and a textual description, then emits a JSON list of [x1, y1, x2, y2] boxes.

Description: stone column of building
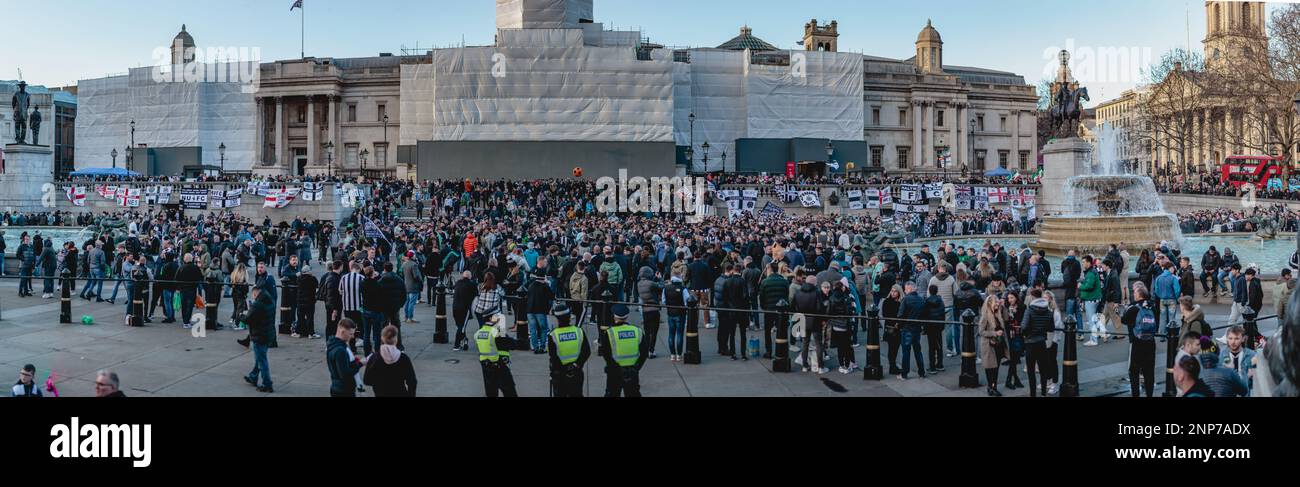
[[255, 98, 264, 165], [925, 101, 935, 169], [948, 101, 958, 171], [307, 95, 317, 170], [274, 97, 284, 166], [329, 96, 338, 171], [912, 99, 923, 170], [1011, 110, 1021, 167], [956, 103, 968, 169]]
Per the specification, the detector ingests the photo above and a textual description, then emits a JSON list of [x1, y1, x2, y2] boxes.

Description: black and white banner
[[899, 184, 923, 204], [798, 191, 822, 208], [180, 187, 208, 210], [301, 182, 325, 202], [847, 189, 863, 210], [741, 189, 758, 214], [925, 183, 944, 199], [895, 203, 930, 213], [956, 185, 972, 210], [773, 184, 799, 204], [759, 201, 785, 218], [973, 186, 990, 210]]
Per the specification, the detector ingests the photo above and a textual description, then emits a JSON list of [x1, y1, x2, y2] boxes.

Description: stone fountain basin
[[1035, 214, 1181, 256]]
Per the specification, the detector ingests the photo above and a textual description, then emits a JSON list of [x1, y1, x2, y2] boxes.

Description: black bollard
[[958, 309, 980, 388], [773, 300, 791, 372], [205, 278, 221, 330], [863, 302, 882, 380], [683, 295, 701, 365], [131, 272, 145, 327], [59, 268, 72, 324], [433, 282, 449, 344], [1162, 323, 1178, 397], [1061, 314, 1079, 397]]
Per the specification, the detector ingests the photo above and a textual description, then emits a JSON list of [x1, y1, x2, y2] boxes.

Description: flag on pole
[[363, 215, 393, 249], [290, 0, 303, 10]]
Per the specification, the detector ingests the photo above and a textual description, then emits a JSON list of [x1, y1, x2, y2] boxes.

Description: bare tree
[[1135, 48, 1207, 178]]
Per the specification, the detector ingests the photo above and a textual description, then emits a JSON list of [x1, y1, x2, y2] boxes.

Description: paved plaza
[[0, 277, 1278, 397]]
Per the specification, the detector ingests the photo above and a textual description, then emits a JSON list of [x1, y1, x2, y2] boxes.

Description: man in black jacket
[[793, 275, 824, 373], [1021, 288, 1053, 397], [359, 265, 385, 357], [721, 264, 750, 360], [924, 285, 947, 374], [379, 262, 407, 348], [319, 261, 343, 338], [1060, 250, 1082, 327], [278, 255, 300, 336], [452, 271, 477, 351], [175, 253, 204, 327], [898, 281, 927, 380], [1101, 260, 1125, 340], [295, 265, 319, 339], [241, 285, 276, 393]]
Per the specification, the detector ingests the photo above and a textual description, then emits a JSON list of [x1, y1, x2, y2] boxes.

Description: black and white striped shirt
[[339, 271, 364, 312]]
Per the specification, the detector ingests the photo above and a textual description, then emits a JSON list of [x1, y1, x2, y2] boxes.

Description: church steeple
[[1203, 1, 1267, 69]]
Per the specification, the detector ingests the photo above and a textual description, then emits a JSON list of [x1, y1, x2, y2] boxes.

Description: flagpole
[[301, 2, 305, 59]]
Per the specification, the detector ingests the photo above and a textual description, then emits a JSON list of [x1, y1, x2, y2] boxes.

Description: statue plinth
[[1037, 137, 1091, 216], [0, 143, 54, 212]]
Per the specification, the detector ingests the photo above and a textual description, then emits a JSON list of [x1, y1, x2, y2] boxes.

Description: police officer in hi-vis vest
[[547, 302, 591, 397], [476, 313, 518, 397], [599, 304, 650, 397]]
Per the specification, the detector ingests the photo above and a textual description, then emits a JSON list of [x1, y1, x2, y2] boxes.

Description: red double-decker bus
[[1220, 155, 1284, 190]]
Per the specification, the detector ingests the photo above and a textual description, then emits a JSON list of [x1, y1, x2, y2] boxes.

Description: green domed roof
[[717, 26, 777, 52]]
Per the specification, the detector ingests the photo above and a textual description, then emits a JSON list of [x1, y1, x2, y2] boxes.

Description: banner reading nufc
[[847, 190, 863, 210], [209, 189, 227, 209], [180, 187, 208, 210]]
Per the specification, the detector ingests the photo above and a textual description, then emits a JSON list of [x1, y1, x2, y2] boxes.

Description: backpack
[[1134, 305, 1157, 341]]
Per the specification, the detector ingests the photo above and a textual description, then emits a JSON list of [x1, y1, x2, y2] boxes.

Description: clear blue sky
[[3, 0, 1273, 104]]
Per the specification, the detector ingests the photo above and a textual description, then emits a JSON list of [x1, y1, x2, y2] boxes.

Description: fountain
[[1034, 50, 1181, 255]]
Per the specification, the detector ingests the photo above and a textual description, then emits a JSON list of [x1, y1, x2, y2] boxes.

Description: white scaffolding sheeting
[[496, 0, 593, 30], [671, 62, 692, 147], [75, 75, 130, 167], [497, 28, 585, 48], [429, 46, 673, 142], [400, 63, 436, 147], [687, 49, 747, 172], [745, 51, 863, 142], [76, 64, 255, 170], [196, 69, 256, 171]]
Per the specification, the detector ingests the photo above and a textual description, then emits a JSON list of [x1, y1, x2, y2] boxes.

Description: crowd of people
[[3, 174, 1291, 398]]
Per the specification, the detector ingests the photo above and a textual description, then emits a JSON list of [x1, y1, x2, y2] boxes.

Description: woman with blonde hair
[[229, 263, 249, 331], [979, 294, 1007, 396]]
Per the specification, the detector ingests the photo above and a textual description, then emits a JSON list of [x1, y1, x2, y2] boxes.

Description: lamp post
[[360, 148, 369, 177], [720, 151, 727, 174], [382, 114, 389, 173], [325, 141, 335, 178], [129, 120, 136, 168], [218, 142, 226, 177], [111, 148, 118, 169], [701, 142, 710, 173], [826, 141, 834, 177], [969, 118, 976, 180], [688, 112, 696, 172]]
